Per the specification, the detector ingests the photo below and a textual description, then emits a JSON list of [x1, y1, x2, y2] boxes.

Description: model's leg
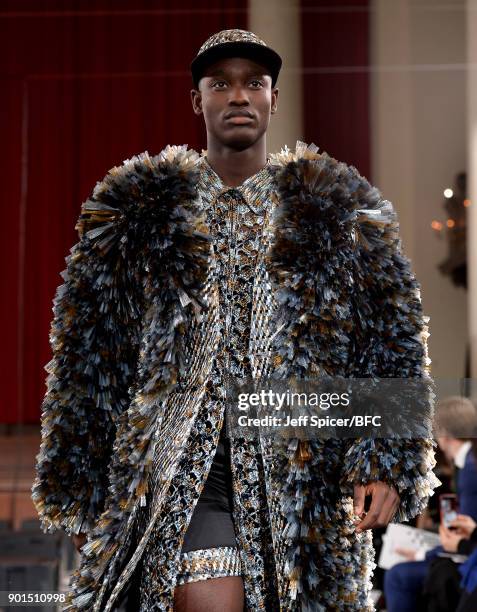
[[173, 576, 245, 612]]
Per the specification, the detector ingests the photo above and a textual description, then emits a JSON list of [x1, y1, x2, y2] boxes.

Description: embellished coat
[[32, 141, 439, 611]]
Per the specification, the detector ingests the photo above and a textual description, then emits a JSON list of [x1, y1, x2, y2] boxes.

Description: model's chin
[[220, 128, 261, 150]]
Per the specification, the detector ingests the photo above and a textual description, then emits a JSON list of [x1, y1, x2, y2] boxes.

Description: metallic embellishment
[[176, 546, 243, 585], [195, 29, 268, 58]]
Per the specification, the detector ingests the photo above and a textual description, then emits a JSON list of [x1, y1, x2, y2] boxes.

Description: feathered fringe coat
[[32, 141, 440, 611]]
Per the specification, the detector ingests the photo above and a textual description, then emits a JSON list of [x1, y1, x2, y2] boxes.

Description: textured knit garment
[[138, 156, 281, 608]]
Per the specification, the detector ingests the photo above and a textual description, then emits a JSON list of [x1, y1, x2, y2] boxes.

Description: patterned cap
[[190, 29, 282, 88]]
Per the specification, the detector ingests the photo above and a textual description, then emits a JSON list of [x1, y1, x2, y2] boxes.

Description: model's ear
[[191, 88, 203, 116], [271, 87, 279, 114]]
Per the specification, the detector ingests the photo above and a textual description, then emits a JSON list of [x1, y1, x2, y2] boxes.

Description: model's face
[[191, 57, 278, 151]]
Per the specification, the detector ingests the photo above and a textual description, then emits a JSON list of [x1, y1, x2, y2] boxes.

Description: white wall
[[248, 0, 304, 154], [467, 0, 477, 377], [371, 0, 468, 378]]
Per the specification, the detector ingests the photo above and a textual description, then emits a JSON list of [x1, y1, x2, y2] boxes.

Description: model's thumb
[[353, 484, 366, 516]]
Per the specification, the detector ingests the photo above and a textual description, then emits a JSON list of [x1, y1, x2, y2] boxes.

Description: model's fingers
[[356, 484, 386, 532], [353, 484, 366, 517], [377, 486, 400, 526]]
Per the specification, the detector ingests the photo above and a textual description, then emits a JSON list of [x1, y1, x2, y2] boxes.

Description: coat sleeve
[[339, 186, 440, 523], [31, 176, 144, 537]]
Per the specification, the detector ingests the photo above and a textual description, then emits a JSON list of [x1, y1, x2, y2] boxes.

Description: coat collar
[[197, 152, 276, 218]]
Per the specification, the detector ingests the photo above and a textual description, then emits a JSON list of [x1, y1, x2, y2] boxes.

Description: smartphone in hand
[[440, 493, 459, 529]]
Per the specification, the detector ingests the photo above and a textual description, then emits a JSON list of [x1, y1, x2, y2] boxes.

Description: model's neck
[[205, 137, 268, 187]]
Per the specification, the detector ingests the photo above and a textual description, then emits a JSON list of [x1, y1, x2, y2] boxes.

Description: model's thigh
[[173, 576, 244, 612]]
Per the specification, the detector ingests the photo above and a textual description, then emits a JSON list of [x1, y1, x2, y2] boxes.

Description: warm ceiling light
[[444, 188, 454, 198], [446, 219, 455, 228], [464, 199, 471, 207]]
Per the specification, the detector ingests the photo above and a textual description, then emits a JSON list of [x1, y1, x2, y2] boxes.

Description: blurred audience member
[[384, 396, 477, 612]]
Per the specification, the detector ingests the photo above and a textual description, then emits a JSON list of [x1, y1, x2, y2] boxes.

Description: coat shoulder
[[75, 145, 202, 256], [270, 140, 396, 232], [89, 144, 201, 205]]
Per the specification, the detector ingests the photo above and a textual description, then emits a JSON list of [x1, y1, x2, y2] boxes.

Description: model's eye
[[250, 80, 264, 88], [212, 80, 227, 89]]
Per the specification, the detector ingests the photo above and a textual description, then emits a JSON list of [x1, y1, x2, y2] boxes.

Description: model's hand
[[72, 532, 87, 552], [354, 482, 400, 532], [439, 523, 463, 553], [448, 514, 477, 538]]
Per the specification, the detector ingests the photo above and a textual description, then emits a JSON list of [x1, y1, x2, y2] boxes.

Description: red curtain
[[300, 0, 370, 179], [0, 0, 247, 424]]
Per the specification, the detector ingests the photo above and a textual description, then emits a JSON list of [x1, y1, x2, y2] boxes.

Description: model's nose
[[229, 86, 250, 105]]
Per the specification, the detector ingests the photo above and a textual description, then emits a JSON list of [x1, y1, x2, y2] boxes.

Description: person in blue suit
[[384, 396, 477, 612]]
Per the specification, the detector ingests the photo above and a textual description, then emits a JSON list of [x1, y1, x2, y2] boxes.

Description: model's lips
[[226, 115, 254, 125], [224, 110, 255, 125]]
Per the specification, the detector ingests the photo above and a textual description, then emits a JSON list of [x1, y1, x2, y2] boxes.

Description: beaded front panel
[[136, 156, 281, 610], [202, 160, 281, 609]]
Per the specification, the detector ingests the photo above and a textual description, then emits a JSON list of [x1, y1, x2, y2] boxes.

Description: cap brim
[[191, 41, 282, 88]]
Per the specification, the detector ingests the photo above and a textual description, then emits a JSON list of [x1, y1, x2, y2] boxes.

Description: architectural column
[[467, 0, 477, 377], [248, 0, 304, 153], [370, 0, 415, 260]]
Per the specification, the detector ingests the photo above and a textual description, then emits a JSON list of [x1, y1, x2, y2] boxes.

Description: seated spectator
[[456, 546, 477, 611], [384, 396, 477, 612], [421, 514, 477, 611], [449, 514, 477, 555]]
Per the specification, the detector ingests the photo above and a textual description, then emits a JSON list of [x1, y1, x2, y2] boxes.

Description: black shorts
[[177, 426, 242, 585], [181, 426, 237, 552]]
